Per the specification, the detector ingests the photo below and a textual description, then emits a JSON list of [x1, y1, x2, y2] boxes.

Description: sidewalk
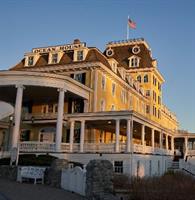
[[0, 178, 86, 200]]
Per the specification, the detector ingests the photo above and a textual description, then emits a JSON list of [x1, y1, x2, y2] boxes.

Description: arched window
[[128, 56, 140, 67], [100, 99, 105, 111], [144, 75, 148, 83], [137, 75, 141, 83]]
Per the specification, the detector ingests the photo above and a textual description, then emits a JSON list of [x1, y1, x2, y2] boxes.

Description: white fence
[[61, 166, 86, 196]]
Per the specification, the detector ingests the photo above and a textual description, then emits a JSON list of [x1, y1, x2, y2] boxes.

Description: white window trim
[[112, 82, 116, 96], [101, 74, 106, 91], [128, 55, 141, 68]]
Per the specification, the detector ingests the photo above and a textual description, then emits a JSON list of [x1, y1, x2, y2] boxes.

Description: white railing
[[120, 143, 127, 152], [61, 143, 70, 151], [188, 150, 195, 156], [133, 144, 144, 153], [18, 141, 174, 155], [23, 113, 58, 120], [0, 151, 10, 158], [179, 159, 195, 176], [19, 142, 56, 152], [84, 143, 115, 153]]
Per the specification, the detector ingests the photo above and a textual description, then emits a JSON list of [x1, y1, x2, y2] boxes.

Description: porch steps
[[168, 161, 179, 171]]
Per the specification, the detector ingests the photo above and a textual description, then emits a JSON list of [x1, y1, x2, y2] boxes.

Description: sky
[[0, 0, 194, 132]]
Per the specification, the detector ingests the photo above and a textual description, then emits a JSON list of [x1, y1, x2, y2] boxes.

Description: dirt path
[[0, 178, 86, 200]]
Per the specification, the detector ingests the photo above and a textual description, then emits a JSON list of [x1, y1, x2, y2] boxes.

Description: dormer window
[[51, 53, 58, 64], [128, 56, 140, 68], [112, 62, 117, 73], [77, 50, 83, 61], [28, 56, 34, 66]]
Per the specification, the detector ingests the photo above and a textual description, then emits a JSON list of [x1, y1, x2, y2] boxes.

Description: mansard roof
[[10, 47, 111, 71], [104, 39, 154, 69]]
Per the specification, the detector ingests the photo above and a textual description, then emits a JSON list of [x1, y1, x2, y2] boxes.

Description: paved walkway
[[0, 178, 86, 200]]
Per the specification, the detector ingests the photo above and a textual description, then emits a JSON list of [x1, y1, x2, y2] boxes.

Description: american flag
[[128, 18, 136, 29]]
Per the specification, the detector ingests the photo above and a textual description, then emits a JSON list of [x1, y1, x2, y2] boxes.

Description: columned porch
[[19, 111, 174, 156]]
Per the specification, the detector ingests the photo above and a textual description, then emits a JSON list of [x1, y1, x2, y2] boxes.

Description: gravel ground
[[0, 178, 86, 200]]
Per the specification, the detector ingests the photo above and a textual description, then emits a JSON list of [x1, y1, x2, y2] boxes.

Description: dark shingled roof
[[10, 58, 25, 70], [9, 48, 112, 71], [103, 43, 153, 69], [85, 48, 111, 69]]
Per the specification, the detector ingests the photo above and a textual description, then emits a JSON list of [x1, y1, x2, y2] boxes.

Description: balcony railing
[[19, 141, 56, 152], [19, 142, 173, 155], [22, 113, 58, 121]]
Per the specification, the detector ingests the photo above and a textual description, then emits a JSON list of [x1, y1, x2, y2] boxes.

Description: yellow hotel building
[[0, 38, 194, 176]]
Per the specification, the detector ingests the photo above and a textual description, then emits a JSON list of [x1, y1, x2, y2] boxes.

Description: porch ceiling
[[0, 85, 84, 104]]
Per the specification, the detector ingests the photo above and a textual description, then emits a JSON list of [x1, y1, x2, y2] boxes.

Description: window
[[74, 73, 86, 84], [153, 76, 157, 86], [158, 82, 161, 91], [146, 90, 150, 97], [112, 62, 117, 73], [48, 104, 54, 113], [153, 106, 157, 117], [129, 56, 140, 67], [144, 75, 148, 83], [129, 95, 133, 109], [153, 91, 156, 102], [51, 53, 58, 64], [114, 161, 123, 173], [44, 104, 58, 114], [158, 96, 161, 105], [146, 105, 150, 114], [112, 82, 116, 96], [111, 104, 115, 111], [28, 56, 34, 66], [77, 51, 83, 61], [101, 75, 106, 90], [137, 75, 141, 83], [158, 110, 161, 119], [42, 105, 47, 114], [121, 90, 126, 103], [54, 105, 58, 113], [100, 99, 105, 111]]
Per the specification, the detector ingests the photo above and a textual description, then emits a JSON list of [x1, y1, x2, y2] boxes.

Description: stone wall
[[86, 159, 118, 200], [44, 159, 69, 187], [0, 165, 17, 180]]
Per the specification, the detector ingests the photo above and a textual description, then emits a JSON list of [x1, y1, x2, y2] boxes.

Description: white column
[[151, 129, 155, 149], [126, 119, 131, 152], [84, 99, 89, 112], [93, 69, 98, 112], [55, 88, 65, 152], [141, 125, 145, 146], [171, 136, 174, 151], [69, 121, 75, 152], [115, 119, 120, 152], [12, 85, 24, 148], [80, 120, 85, 152], [185, 137, 188, 155], [165, 134, 168, 150]]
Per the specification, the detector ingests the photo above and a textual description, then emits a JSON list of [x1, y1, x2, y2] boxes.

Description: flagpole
[[127, 15, 129, 40]]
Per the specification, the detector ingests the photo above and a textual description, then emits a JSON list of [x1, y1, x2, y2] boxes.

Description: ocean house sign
[[32, 42, 86, 53]]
